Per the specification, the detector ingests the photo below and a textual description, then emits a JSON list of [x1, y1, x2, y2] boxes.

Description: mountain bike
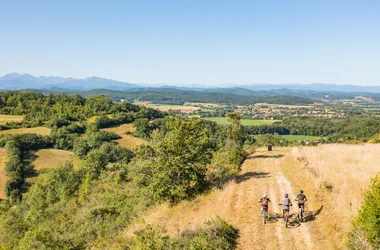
[[279, 204, 292, 227], [261, 208, 268, 224], [282, 209, 289, 227], [297, 202, 306, 222]]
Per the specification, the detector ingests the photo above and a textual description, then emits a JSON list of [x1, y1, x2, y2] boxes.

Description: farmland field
[[0, 114, 24, 124], [0, 149, 7, 199], [101, 124, 145, 148], [145, 104, 200, 112], [280, 135, 324, 141], [0, 127, 51, 135], [204, 117, 280, 126]]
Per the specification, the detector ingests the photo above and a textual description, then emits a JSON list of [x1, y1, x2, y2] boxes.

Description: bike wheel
[[262, 210, 267, 224], [298, 208, 302, 221], [284, 212, 288, 227]]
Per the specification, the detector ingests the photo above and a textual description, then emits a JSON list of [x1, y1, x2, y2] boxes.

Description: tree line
[[80, 89, 314, 105], [244, 116, 380, 141]]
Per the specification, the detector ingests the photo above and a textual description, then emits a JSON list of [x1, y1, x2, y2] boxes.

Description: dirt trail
[[125, 148, 332, 249]]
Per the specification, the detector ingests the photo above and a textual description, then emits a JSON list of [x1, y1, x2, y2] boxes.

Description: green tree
[[133, 118, 151, 138]]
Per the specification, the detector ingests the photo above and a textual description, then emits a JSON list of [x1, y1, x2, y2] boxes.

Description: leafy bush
[[171, 217, 238, 250], [348, 175, 380, 249], [125, 217, 238, 250]]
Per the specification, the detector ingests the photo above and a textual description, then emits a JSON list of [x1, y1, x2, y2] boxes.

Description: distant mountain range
[[0, 73, 139, 90], [1, 73, 380, 93]]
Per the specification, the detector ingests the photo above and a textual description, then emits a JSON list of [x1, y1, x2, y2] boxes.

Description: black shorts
[[298, 203, 304, 209]]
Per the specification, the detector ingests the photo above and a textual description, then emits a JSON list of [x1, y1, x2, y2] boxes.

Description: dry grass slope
[[26, 149, 80, 184], [33, 149, 80, 170], [291, 144, 380, 246], [101, 124, 145, 149]]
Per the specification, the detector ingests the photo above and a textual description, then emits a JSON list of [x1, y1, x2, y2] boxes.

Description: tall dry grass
[[292, 144, 380, 236]]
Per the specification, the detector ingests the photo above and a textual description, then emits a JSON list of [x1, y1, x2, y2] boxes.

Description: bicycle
[[297, 202, 306, 222], [261, 208, 268, 224], [279, 203, 292, 227]]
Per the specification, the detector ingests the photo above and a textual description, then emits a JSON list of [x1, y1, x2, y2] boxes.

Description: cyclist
[[295, 190, 307, 221], [279, 193, 292, 219], [259, 194, 271, 222]]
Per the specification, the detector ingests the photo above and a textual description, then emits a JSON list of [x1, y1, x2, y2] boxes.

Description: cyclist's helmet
[[284, 193, 288, 197], [263, 194, 267, 198], [300, 190, 304, 193]]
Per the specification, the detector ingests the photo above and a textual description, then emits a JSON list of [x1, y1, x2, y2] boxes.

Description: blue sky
[[1, 0, 380, 86]]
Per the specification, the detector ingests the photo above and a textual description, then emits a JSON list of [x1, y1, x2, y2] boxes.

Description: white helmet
[[263, 194, 267, 198]]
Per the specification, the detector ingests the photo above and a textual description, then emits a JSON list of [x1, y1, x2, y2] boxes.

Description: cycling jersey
[[260, 198, 271, 209], [296, 194, 307, 204], [281, 198, 292, 211]]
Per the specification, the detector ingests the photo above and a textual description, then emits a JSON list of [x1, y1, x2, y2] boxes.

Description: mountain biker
[[279, 193, 292, 218], [295, 190, 307, 221], [259, 194, 271, 214]]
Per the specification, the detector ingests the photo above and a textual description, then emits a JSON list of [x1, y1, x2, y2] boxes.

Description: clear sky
[[1, 0, 380, 86]]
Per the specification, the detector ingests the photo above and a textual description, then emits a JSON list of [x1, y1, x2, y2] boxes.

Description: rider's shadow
[[267, 206, 323, 227], [303, 205, 324, 222], [267, 212, 282, 223]]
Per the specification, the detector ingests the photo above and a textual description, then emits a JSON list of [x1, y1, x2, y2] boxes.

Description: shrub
[[171, 217, 238, 250], [348, 175, 380, 249]]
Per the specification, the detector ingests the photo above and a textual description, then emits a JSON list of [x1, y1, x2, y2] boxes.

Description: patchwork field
[[101, 124, 145, 148], [0, 115, 24, 124], [0, 127, 51, 135], [0, 149, 7, 199], [204, 117, 280, 126]]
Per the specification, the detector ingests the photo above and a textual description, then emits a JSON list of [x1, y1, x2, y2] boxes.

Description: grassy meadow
[[0, 115, 24, 124], [204, 117, 280, 126], [26, 149, 80, 184], [0, 127, 51, 135]]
